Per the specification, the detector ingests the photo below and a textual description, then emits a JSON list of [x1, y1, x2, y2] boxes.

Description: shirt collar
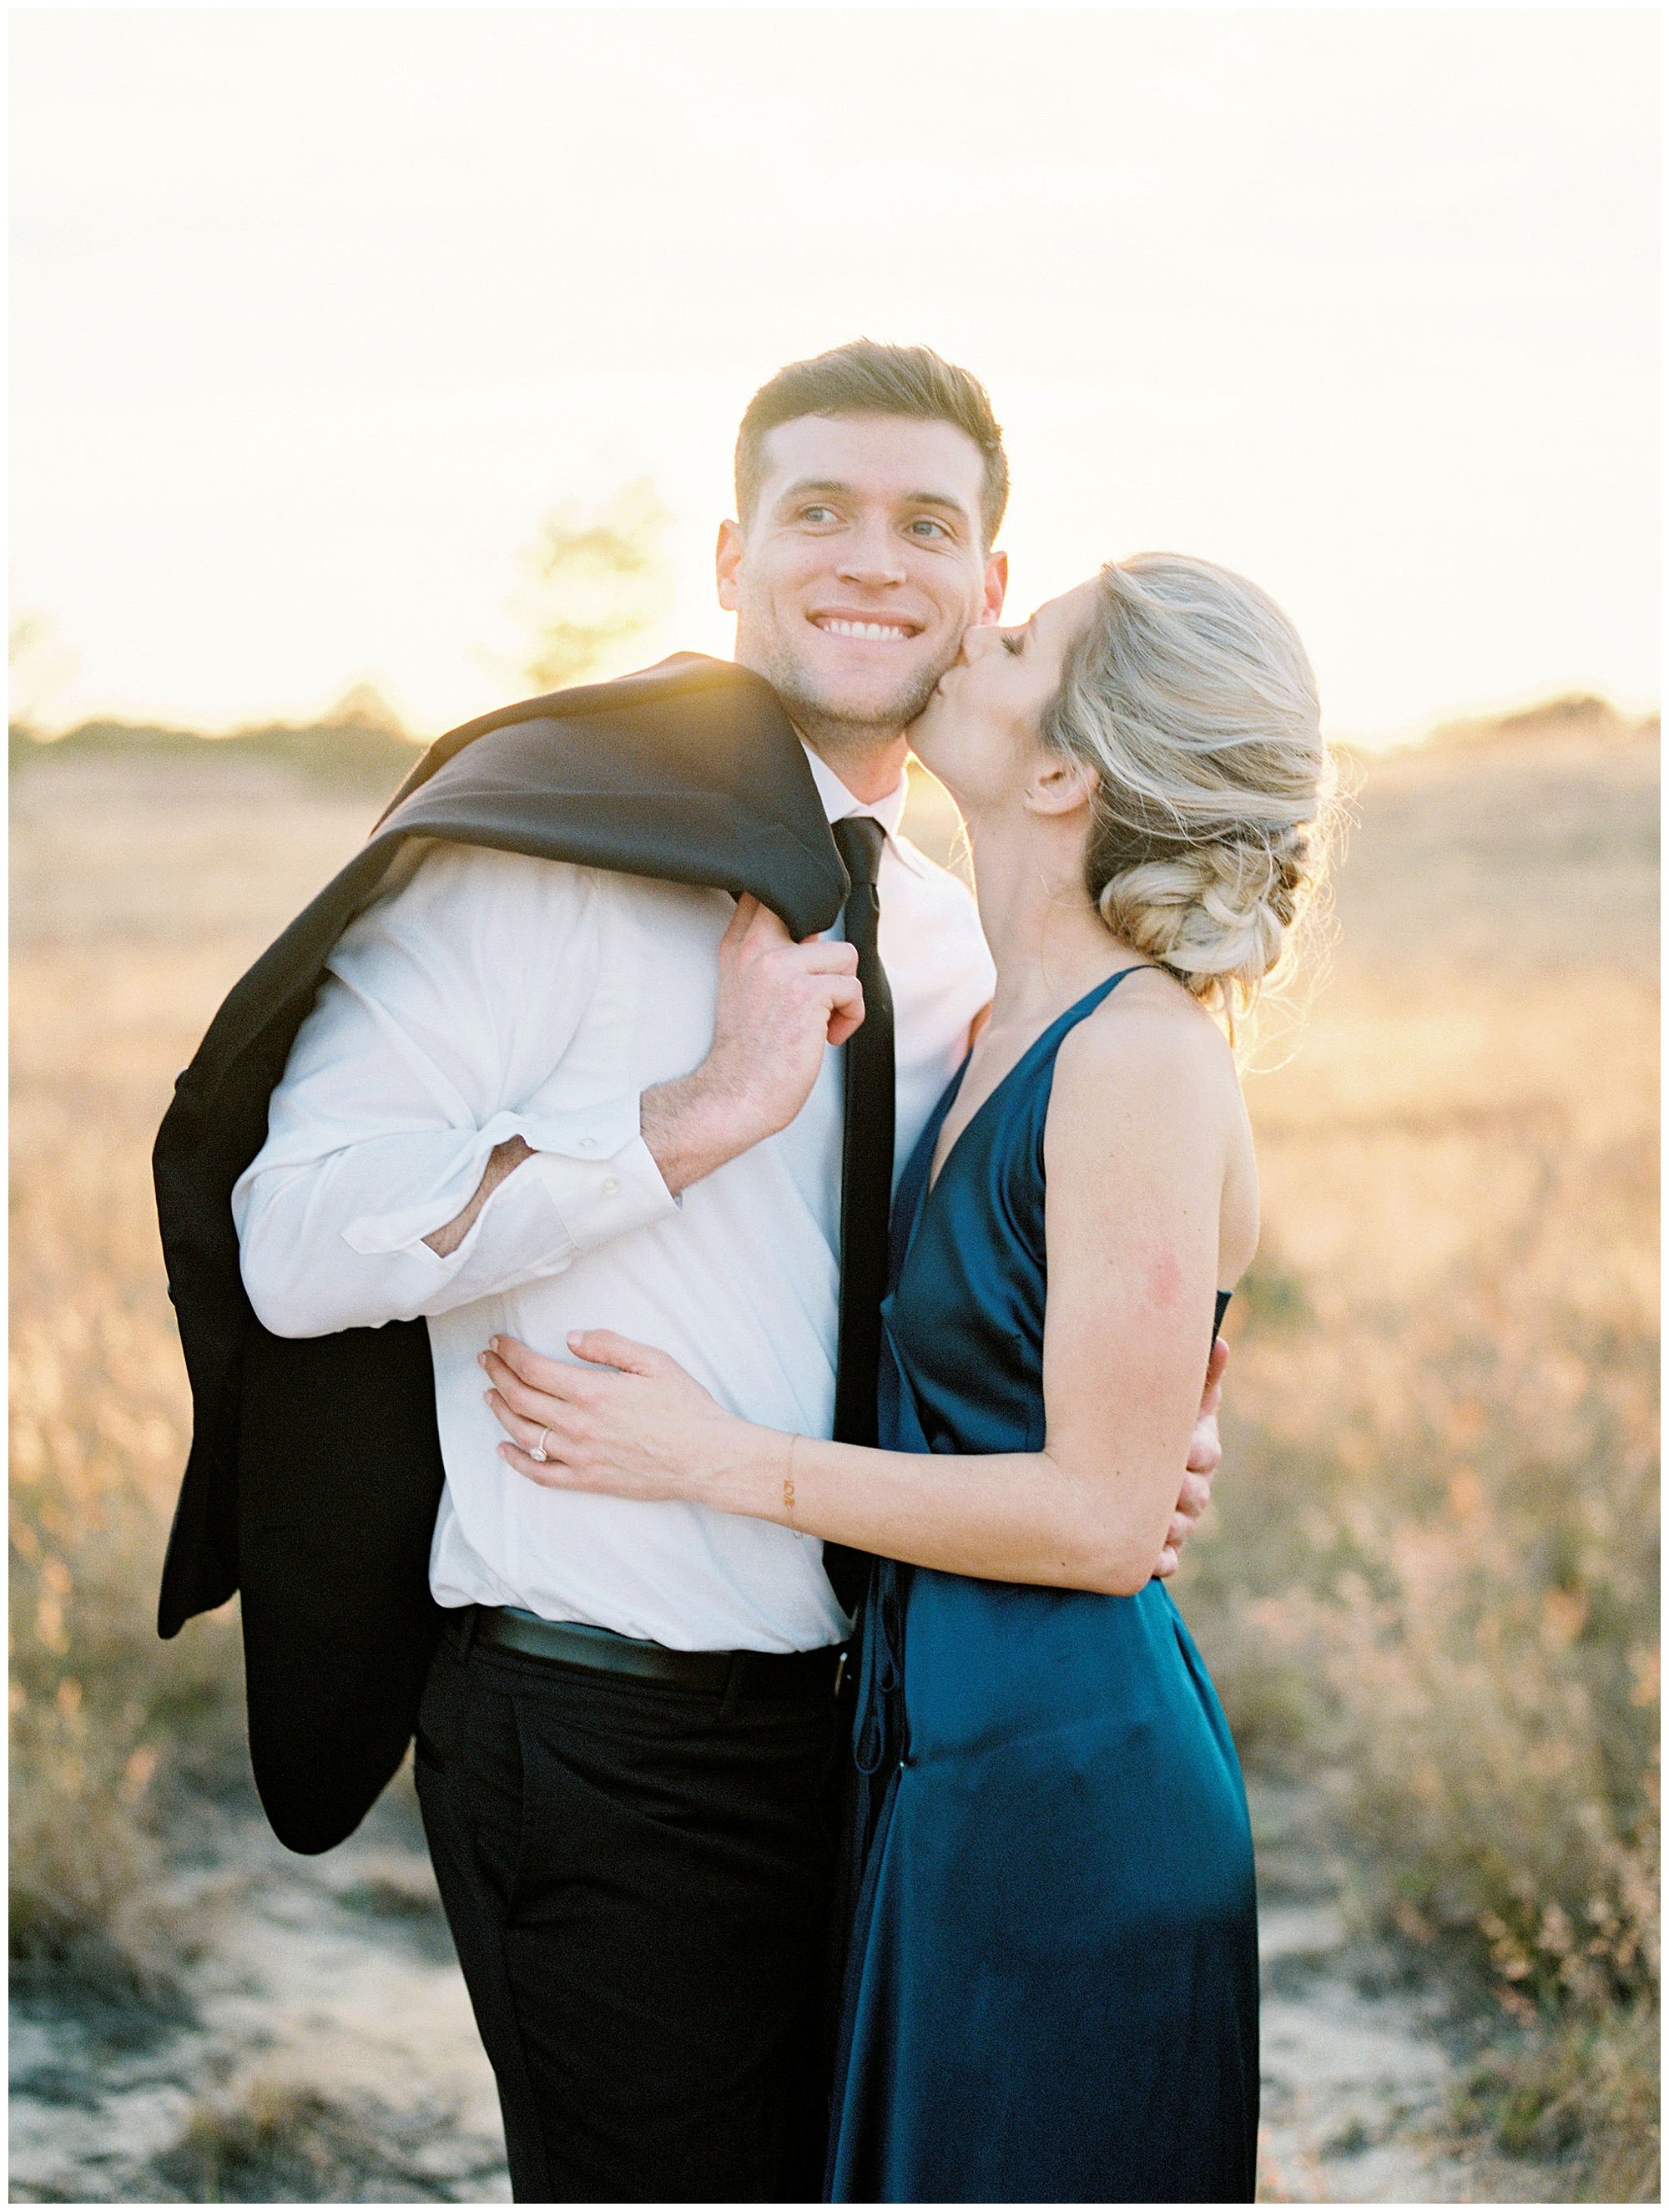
[[799, 743, 927, 876]]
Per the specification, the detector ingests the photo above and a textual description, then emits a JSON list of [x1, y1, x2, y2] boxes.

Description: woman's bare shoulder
[[1051, 966, 1236, 1105], [1048, 966, 1259, 1278]]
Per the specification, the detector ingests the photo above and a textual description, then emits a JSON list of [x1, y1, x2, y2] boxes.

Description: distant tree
[[9, 611, 78, 735], [325, 679, 409, 738], [510, 480, 673, 694]]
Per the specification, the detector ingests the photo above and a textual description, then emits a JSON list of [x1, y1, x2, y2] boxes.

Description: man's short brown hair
[[734, 340, 1009, 548]]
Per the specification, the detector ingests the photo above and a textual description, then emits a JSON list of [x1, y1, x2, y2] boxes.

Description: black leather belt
[[465, 1605, 849, 1702]]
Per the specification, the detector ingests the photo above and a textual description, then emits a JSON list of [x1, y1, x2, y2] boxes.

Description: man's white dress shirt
[[233, 749, 995, 1653]]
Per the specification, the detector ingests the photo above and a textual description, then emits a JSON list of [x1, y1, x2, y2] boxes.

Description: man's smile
[[810, 611, 924, 643]]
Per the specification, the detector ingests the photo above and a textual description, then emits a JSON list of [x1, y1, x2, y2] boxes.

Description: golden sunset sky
[[10, 7, 1660, 745]]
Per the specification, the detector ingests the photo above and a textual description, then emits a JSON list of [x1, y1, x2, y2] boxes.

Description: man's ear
[[715, 519, 743, 613], [1025, 749, 1097, 820], [981, 548, 1008, 624]]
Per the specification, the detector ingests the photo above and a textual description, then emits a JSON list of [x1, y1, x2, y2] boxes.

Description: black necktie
[[825, 813, 895, 1616]]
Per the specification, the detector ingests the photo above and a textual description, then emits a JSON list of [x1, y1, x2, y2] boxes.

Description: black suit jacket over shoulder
[[153, 655, 848, 1854]]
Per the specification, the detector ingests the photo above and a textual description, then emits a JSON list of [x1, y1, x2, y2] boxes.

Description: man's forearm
[[422, 1134, 537, 1257], [638, 1071, 771, 1196]]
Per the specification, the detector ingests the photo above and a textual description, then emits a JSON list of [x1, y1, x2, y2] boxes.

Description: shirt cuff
[[514, 1109, 681, 1256]]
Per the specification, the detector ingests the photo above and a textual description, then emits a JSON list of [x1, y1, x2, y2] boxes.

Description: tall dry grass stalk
[[10, 757, 371, 2001]]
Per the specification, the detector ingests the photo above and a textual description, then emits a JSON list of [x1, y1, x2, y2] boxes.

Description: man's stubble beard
[[740, 624, 958, 767]]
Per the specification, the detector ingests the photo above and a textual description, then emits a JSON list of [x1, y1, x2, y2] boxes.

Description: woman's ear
[[1024, 750, 1097, 821]]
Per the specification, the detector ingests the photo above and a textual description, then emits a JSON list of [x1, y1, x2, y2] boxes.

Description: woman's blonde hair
[[1041, 553, 1334, 1023]]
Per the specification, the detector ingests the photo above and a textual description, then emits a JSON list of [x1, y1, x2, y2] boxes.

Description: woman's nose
[[958, 623, 1001, 663]]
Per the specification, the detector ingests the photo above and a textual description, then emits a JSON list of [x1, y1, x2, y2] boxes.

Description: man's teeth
[[819, 619, 912, 641]]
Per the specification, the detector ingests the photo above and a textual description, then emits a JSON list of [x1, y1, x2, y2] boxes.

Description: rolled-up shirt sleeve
[[232, 843, 680, 1337]]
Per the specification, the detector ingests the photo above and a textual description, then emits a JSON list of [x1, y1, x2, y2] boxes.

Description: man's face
[[717, 413, 1007, 749]]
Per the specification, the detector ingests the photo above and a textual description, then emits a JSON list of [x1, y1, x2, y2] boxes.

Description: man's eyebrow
[[900, 490, 974, 523], [774, 477, 974, 523], [773, 477, 855, 507]]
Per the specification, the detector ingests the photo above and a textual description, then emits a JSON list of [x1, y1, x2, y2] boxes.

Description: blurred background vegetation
[[1187, 699, 1659, 2199], [9, 516, 1659, 2197]]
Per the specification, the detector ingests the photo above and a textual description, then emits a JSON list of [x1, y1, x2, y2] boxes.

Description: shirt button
[[601, 1176, 621, 1195]]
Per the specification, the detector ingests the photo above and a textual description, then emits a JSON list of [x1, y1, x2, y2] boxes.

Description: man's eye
[[908, 518, 950, 539], [799, 505, 838, 524]]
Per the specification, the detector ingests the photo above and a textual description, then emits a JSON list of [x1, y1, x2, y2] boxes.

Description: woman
[[479, 553, 1331, 2202]]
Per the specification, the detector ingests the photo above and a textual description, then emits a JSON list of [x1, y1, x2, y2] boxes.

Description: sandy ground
[[1250, 1783, 1543, 2204], [10, 1776, 512, 2204]]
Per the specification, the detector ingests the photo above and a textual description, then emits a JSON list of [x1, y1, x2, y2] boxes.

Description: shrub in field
[[149, 2076, 475, 2201], [1455, 1999, 1661, 2202], [9, 1682, 180, 2009], [9, 1328, 247, 2007], [1316, 1312, 1657, 2021]]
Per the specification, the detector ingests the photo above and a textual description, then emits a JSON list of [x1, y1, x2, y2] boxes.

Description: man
[[180, 342, 1225, 2200]]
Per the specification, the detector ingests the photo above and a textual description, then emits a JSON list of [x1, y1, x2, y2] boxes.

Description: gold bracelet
[[784, 1433, 803, 1538]]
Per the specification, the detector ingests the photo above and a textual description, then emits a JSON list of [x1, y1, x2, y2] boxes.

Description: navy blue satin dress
[[826, 971, 1258, 2204]]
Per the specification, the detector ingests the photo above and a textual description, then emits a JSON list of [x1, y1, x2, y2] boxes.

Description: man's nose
[[834, 520, 906, 588]]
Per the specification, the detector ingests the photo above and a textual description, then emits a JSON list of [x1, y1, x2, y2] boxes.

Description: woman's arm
[[484, 1000, 1236, 1596]]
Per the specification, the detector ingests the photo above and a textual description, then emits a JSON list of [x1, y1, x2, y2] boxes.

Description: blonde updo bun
[[1041, 554, 1333, 1021]]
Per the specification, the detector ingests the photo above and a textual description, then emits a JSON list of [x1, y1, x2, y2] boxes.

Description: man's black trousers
[[415, 1614, 850, 2202]]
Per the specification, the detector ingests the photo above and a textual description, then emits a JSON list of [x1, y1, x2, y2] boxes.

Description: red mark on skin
[[1145, 1248, 1184, 1311]]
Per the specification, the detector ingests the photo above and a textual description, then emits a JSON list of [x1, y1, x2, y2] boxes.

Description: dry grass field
[[1192, 715, 1659, 2198], [10, 707, 1659, 2199]]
